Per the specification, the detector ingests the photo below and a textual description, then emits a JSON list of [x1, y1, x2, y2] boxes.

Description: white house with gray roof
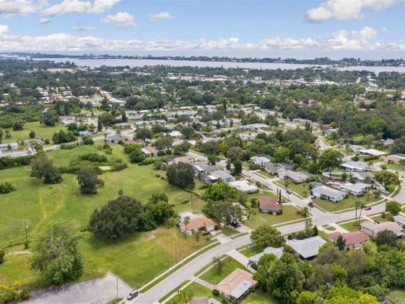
[[312, 185, 347, 202], [287, 236, 327, 259]]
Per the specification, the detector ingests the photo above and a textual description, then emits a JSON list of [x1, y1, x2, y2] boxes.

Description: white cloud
[[101, 12, 135, 28], [0, 25, 9, 35], [0, 25, 403, 51], [39, 18, 52, 24], [306, 0, 396, 21], [44, 0, 119, 16], [149, 11, 175, 22], [73, 25, 97, 31], [0, 0, 42, 15]]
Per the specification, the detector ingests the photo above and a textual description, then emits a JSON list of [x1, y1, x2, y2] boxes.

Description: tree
[[88, 195, 146, 239], [212, 256, 227, 274], [0, 182, 16, 194], [386, 201, 401, 215], [29, 130, 36, 139], [326, 285, 378, 304], [129, 149, 145, 163], [31, 224, 82, 284], [297, 291, 321, 304], [203, 201, 242, 224], [202, 181, 237, 201], [376, 230, 398, 248], [232, 160, 242, 176], [155, 135, 173, 150], [265, 253, 305, 303], [52, 130, 77, 144], [173, 141, 190, 155], [135, 127, 152, 140], [207, 154, 220, 165], [0, 250, 4, 264], [166, 163, 195, 188], [318, 149, 343, 173], [30, 156, 62, 184], [76, 168, 103, 195], [181, 126, 194, 139], [374, 171, 400, 188], [251, 224, 284, 248], [335, 235, 346, 250]]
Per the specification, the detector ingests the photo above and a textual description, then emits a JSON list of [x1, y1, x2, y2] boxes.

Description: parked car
[[127, 290, 139, 300], [229, 222, 241, 228], [365, 206, 372, 211], [307, 202, 314, 208], [286, 190, 292, 194]]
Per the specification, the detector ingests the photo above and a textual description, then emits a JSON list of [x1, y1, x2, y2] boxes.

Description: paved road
[[23, 274, 131, 304]]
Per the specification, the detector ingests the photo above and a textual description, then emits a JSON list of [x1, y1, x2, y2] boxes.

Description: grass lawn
[[338, 220, 365, 232], [2, 122, 66, 144], [314, 194, 380, 213], [322, 225, 337, 231], [239, 245, 264, 257], [387, 289, 405, 304], [221, 226, 239, 237], [166, 282, 214, 304], [242, 289, 280, 304], [0, 145, 211, 290], [275, 181, 311, 197], [245, 205, 306, 229], [200, 257, 246, 285]]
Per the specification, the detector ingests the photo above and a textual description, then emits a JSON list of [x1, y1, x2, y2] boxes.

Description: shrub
[[0, 182, 16, 194], [0, 250, 4, 264]]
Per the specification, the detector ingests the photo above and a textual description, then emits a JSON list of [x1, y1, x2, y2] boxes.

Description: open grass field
[[2, 122, 66, 144], [245, 205, 305, 229], [200, 257, 246, 285], [314, 194, 380, 213], [0, 144, 211, 290]]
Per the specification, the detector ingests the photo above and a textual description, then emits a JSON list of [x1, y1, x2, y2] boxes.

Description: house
[[58, 115, 75, 126], [192, 163, 218, 176], [189, 298, 221, 304], [385, 154, 405, 164], [141, 146, 158, 157], [115, 122, 131, 129], [381, 138, 394, 146], [358, 149, 386, 157], [328, 231, 370, 250], [169, 130, 182, 138], [360, 221, 404, 238], [394, 214, 405, 227], [279, 170, 311, 184], [250, 156, 271, 167], [210, 170, 235, 183], [341, 161, 368, 172], [339, 182, 371, 196], [248, 247, 284, 266], [311, 185, 347, 202], [179, 212, 217, 236], [229, 180, 258, 193], [286, 236, 327, 259], [259, 197, 281, 214], [105, 134, 128, 143], [214, 269, 257, 301], [351, 171, 375, 183]]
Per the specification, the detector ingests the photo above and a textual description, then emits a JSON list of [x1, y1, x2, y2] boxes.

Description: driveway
[[23, 273, 132, 304]]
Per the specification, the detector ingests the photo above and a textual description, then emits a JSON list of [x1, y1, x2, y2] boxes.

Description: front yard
[[314, 194, 380, 213], [200, 257, 246, 285], [245, 205, 307, 229]]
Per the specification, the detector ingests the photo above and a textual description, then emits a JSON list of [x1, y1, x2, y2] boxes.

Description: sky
[[0, 0, 405, 58]]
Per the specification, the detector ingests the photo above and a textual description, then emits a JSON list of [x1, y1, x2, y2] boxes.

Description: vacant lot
[[2, 122, 66, 144], [0, 144, 210, 290], [243, 289, 280, 304]]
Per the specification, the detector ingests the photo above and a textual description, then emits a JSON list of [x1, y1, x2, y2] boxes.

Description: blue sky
[[0, 0, 404, 58]]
